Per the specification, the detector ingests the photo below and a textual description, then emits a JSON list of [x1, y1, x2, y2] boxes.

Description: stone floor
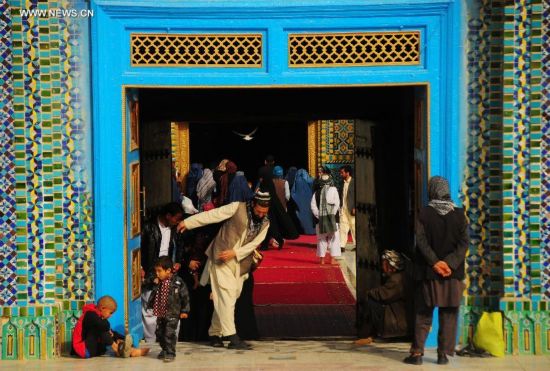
[[2, 340, 548, 370]]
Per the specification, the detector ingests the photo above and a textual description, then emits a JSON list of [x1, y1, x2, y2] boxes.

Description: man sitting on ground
[[355, 250, 411, 345]]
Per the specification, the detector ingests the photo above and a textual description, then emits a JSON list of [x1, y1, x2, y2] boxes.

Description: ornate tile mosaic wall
[[541, 0, 550, 301], [503, 0, 543, 299], [316, 120, 355, 181], [463, 0, 546, 301], [0, 0, 18, 307], [461, 0, 549, 355], [0, 0, 93, 309], [462, 0, 498, 299]]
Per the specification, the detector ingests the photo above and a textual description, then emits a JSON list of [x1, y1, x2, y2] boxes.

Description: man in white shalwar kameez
[[176, 192, 270, 350], [311, 173, 341, 264]]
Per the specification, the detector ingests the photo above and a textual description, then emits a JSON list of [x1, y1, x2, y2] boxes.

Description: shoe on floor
[[354, 337, 373, 346], [437, 352, 449, 365], [157, 350, 165, 359], [122, 334, 133, 358], [163, 354, 175, 362], [227, 334, 252, 350], [403, 354, 423, 365], [209, 336, 224, 348]]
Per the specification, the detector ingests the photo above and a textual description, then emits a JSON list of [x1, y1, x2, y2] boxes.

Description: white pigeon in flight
[[233, 127, 258, 141]]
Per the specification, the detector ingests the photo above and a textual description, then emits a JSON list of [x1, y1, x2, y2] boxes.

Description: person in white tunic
[[311, 173, 341, 264], [176, 192, 270, 350]]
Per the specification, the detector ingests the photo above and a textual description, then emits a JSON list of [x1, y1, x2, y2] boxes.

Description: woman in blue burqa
[[292, 168, 316, 235], [228, 171, 254, 203]]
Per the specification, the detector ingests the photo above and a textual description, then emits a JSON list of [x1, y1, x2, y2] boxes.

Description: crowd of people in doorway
[[71, 157, 468, 367]]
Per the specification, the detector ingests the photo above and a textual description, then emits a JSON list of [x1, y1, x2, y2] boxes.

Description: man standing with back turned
[[176, 191, 271, 350]]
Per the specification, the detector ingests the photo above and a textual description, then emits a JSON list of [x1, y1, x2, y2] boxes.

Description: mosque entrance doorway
[[135, 86, 426, 339]]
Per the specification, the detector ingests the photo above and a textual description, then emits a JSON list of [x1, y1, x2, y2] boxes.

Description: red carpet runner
[[253, 235, 356, 338], [253, 235, 355, 305]]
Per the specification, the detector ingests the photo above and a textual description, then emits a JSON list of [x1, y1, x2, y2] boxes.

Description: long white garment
[[315, 226, 342, 257], [339, 177, 356, 247], [311, 186, 341, 258], [141, 289, 156, 343], [158, 220, 171, 257], [185, 202, 269, 336]]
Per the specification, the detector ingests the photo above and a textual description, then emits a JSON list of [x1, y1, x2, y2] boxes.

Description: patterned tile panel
[[488, 0, 505, 298], [527, 0, 543, 300], [510, 0, 532, 297], [58, 1, 94, 301], [0, 1, 17, 306], [542, 0, 550, 300], [318, 120, 355, 165], [462, 0, 493, 297], [3, 0, 94, 306]]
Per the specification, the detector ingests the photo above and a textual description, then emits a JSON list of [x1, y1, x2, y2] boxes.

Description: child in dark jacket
[[72, 295, 150, 358], [144, 256, 190, 362]]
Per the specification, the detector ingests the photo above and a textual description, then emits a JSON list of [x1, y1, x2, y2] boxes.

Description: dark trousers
[[156, 317, 179, 356], [411, 291, 458, 355], [358, 297, 385, 338], [83, 328, 124, 358]]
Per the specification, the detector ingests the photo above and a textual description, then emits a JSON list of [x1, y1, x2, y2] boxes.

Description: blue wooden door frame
[[91, 0, 465, 337]]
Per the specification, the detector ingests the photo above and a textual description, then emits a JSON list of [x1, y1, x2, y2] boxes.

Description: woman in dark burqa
[[258, 166, 299, 250], [292, 168, 316, 235], [228, 171, 254, 203], [186, 163, 203, 207], [215, 160, 237, 206], [404, 176, 468, 366], [178, 222, 218, 342], [212, 159, 228, 206], [284, 166, 302, 233]]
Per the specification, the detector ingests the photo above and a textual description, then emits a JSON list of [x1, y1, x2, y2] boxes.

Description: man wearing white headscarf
[[311, 173, 341, 264]]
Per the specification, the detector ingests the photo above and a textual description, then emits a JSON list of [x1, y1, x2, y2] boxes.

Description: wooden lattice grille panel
[[131, 34, 263, 66], [289, 31, 420, 67]]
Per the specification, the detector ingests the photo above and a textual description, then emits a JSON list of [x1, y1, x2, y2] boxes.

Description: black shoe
[[157, 350, 165, 359], [437, 353, 449, 365], [163, 354, 175, 363], [227, 334, 252, 350], [209, 336, 224, 348], [403, 354, 423, 365]]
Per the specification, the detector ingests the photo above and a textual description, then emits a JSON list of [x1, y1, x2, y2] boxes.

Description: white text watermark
[[20, 8, 94, 18]]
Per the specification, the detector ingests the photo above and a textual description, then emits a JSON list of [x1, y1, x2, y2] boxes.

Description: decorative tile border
[[1, 0, 94, 306], [0, 0, 17, 306], [541, 0, 550, 300], [463, 0, 493, 298]]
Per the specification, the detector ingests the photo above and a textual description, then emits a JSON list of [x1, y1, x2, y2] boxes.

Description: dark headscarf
[[427, 176, 456, 215], [218, 161, 237, 206]]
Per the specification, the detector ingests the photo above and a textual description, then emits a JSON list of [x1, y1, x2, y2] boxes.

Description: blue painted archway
[[91, 0, 465, 339]]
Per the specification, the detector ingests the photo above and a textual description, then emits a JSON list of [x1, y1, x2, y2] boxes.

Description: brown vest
[[273, 179, 288, 210], [210, 202, 269, 275]]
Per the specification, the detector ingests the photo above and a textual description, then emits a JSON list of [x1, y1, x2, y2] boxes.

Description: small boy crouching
[[72, 295, 150, 358], [143, 256, 190, 362]]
